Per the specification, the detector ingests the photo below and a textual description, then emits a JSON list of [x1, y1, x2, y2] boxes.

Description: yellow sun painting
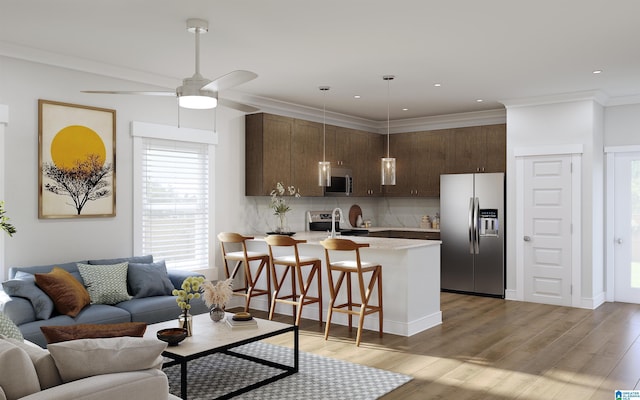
[[50, 125, 106, 169], [38, 99, 116, 218]]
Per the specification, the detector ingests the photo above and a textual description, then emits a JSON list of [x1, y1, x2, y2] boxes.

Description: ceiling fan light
[[178, 95, 218, 109]]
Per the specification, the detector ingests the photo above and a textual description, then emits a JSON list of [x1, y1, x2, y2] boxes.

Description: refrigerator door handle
[[473, 197, 480, 253], [468, 197, 475, 254]]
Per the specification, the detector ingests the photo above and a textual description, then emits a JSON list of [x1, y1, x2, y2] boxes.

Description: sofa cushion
[[47, 337, 167, 383], [77, 262, 132, 305], [2, 274, 55, 320], [34, 267, 90, 317], [40, 322, 147, 344], [128, 261, 175, 298], [0, 339, 41, 399], [0, 311, 23, 341], [9, 262, 86, 284], [0, 335, 62, 389], [87, 255, 153, 265]]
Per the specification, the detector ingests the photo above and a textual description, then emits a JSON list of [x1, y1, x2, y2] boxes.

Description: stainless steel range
[[306, 210, 369, 236]]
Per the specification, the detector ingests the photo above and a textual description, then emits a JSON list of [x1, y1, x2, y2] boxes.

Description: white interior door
[[522, 155, 573, 306], [613, 152, 640, 304]]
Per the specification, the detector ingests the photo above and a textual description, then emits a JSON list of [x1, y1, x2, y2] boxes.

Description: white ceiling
[[2, 0, 640, 122]]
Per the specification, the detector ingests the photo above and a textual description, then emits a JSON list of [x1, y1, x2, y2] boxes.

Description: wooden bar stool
[[320, 238, 383, 346], [217, 232, 271, 312], [265, 235, 322, 326]]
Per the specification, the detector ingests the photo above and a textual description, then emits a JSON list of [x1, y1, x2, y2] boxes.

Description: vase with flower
[[269, 182, 300, 234], [172, 276, 205, 336], [202, 278, 234, 322]]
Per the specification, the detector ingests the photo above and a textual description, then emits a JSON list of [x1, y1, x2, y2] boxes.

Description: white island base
[[244, 232, 442, 337]]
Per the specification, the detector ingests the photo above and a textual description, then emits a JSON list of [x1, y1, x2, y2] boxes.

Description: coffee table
[[144, 313, 299, 400]]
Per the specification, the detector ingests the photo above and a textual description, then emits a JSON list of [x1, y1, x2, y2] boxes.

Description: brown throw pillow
[[34, 267, 91, 317], [40, 322, 148, 344]]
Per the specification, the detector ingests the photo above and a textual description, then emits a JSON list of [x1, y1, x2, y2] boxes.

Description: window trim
[[131, 121, 217, 271]]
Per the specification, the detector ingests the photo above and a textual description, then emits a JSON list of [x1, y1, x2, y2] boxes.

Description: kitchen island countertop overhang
[[242, 232, 442, 337]]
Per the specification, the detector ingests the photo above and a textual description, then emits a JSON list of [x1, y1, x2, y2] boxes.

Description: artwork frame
[[38, 99, 116, 219]]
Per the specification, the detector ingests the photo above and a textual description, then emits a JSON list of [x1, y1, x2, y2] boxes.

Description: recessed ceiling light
[[354, 95, 361, 99], [476, 99, 484, 103], [593, 70, 603, 74], [434, 83, 442, 87], [402, 108, 408, 111]]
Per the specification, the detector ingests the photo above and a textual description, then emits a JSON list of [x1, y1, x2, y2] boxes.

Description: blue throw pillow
[[127, 261, 175, 298], [2, 273, 54, 320]]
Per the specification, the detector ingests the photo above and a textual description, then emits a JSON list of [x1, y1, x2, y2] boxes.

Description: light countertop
[[251, 231, 441, 250]]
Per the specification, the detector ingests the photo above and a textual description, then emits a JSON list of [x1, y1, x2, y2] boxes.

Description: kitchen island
[[245, 232, 442, 337]]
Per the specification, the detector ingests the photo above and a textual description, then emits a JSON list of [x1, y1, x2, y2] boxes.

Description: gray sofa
[[0, 255, 208, 348]]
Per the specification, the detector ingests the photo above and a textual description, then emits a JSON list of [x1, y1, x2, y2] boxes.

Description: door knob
[[616, 238, 623, 244], [523, 236, 531, 242]]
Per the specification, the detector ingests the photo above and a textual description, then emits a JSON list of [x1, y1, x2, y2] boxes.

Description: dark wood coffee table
[[145, 313, 299, 400]]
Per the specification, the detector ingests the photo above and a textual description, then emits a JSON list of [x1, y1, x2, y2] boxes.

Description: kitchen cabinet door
[[291, 119, 324, 197], [350, 130, 384, 196], [447, 124, 506, 173], [413, 130, 448, 197], [482, 124, 506, 173], [246, 113, 293, 196]]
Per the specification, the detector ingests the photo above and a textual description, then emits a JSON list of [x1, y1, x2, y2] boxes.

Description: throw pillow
[[47, 337, 167, 383], [40, 322, 147, 344], [0, 311, 23, 341], [34, 267, 91, 317], [0, 339, 41, 399], [127, 260, 175, 298], [2, 275, 55, 320], [1, 335, 62, 389], [77, 262, 132, 305]]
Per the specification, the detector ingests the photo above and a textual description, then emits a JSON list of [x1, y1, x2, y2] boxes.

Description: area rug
[[163, 341, 412, 400]]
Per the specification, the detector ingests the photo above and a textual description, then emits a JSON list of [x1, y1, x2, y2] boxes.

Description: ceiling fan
[[83, 18, 258, 112]]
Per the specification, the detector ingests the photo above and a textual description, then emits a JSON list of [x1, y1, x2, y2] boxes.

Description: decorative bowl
[[157, 328, 188, 346]]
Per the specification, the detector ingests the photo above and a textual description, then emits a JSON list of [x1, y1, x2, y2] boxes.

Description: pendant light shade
[[381, 75, 396, 186], [318, 86, 331, 187]]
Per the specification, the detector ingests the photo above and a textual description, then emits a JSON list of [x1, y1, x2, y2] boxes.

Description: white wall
[[0, 56, 220, 278], [604, 103, 640, 147]]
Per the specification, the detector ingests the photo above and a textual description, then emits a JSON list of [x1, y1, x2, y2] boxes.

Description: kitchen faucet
[[330, 207, 343, 238]]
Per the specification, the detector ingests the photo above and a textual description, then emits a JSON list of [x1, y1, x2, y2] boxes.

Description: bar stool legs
[[321, 238, 383, 346], [265, 235, 322, 326]]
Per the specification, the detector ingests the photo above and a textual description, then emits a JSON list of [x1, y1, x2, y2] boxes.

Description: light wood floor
[[237, 292, 640, 400]]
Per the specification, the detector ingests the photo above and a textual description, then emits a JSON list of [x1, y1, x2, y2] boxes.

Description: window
[[132, 122, 216, 271]]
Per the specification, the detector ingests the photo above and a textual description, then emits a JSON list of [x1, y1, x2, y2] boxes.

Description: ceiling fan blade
[[82, 90, 176, 97], [201, 70, 258, 92], [218, 98, 259, 113]]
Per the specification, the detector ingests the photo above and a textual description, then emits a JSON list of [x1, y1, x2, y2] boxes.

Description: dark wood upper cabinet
[[246, 112, 505, 198]]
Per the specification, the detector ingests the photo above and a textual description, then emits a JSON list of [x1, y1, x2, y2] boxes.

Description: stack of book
[[226, 314, 258, 329]]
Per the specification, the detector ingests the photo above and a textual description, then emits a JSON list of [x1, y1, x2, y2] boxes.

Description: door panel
[[614, 152, 640, 304], [523, 155, 573, 306], [474, 173, 505, 296], [440, 174, 474, 292]]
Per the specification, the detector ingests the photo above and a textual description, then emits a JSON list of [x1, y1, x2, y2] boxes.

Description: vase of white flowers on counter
[[269, 182, 300, 233]]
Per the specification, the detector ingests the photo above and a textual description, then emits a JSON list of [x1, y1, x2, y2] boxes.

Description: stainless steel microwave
[[324, 167, 353, 196]]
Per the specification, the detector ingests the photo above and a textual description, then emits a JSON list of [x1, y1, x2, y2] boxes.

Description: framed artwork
[[38, 99, 116, 218]]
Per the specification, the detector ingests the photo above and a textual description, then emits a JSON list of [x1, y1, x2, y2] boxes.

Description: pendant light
[[318, 86, 331, 187], [381, 75, 396, 185]]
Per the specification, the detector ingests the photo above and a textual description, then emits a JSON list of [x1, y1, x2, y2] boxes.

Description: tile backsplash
[[243, 196, 440, 234]]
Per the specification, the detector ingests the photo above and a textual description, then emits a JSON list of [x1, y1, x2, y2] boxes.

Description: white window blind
[[141, 138, 209, 270]]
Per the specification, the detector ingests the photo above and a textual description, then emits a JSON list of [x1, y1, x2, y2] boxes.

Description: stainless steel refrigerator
[[440, 172, 505, 297]]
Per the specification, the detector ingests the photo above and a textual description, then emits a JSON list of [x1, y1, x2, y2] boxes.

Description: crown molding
[[500, 90, 609, 109], [0, 40, 177, 89]]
